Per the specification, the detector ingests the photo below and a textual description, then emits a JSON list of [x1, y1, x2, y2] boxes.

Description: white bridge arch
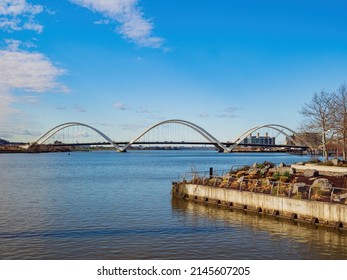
[[28, 120, 310, 153], [31, 122, 122, 151], [123, 119, 229, 152], [228, 124, 313, 151]]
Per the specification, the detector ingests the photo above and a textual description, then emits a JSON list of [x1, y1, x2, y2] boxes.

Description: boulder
[[312, 178, 332, 190], [268, 167, 278, 174], [332, 158, 340, 166], [236, 170, 247, 178], [292, 182, 306, 194], [303, 169, 319, 177], [295, 162, 305, 165], [260, 166, 270, 175], [262, 178, 271, 186], [237, 176, 244, 184], [278, 162, 286, 168], [248, 168, 260, 176], [277, 166, 296, 175]]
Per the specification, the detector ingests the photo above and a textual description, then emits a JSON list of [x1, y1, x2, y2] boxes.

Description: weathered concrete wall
[[292, 164, 347, 174], [177, 184, 347, 226]]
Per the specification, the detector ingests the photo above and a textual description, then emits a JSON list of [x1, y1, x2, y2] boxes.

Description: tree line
[[299, 83, 347, 161]]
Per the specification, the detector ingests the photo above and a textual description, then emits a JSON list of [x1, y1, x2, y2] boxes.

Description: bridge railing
[[182, 168, 347, 205]]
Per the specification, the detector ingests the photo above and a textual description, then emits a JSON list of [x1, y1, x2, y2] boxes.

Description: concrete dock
[[172, 182, 347, 229]]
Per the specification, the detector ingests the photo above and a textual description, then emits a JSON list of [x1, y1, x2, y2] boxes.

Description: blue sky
[[1, 0, 347, 142]]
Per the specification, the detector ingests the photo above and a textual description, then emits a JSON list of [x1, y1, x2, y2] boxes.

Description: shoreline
[[172, 162, 347, 232]]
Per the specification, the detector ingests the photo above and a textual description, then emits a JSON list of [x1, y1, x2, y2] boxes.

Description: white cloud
[[0, 45, 66, 92], [74, 104, 87, 112], [121, 123, 146, 131], [0, 90, 18, 123], [113, 102, 131, 110], [77, 130, 91, 138], [225, 106, 240, 113], [94, 18, 110, 25], [0, 41, 66, 128], [198, 112, 210, 118], [0, 0, 44, 33], [215, 107, 241, 118], [70, 0, 163, 48]]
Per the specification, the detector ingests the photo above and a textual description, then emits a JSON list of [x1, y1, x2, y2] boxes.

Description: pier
[[172, 163, 347, 230]]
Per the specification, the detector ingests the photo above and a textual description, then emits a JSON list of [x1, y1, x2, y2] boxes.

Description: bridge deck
[[32, 141, 308, 149]]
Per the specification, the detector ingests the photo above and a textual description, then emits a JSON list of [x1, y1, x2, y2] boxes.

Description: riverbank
[[172, 162, 347, 231]]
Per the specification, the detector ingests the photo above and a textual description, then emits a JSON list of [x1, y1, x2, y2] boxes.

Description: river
[[0, 150, 346, 259]]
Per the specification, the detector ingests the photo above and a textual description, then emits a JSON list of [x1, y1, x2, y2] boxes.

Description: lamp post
[[322, 129, 330, 162], [322, 130, 326, 161]]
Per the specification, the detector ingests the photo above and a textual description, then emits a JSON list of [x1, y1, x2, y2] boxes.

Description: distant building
[[286, 132, 321, 148], [240, 132, 276, 145]]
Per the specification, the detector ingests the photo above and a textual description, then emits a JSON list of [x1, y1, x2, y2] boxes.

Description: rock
[[252, 162, 258, 168], [237, 176, 244, 183], [292, 182, 306, 194], [303, 169, 319, 177], [296, 162, 305, 165], [278, 162, 286, 168], [268, 167, 277, 174], [332, 158, 340, 166], [260, 167, 269, 174], [236, 170, 247, 178], [248, 168, 260, 176], [312, 178, 332, 190], [262, 178, 271, 186], [277, 166, 295, 175]]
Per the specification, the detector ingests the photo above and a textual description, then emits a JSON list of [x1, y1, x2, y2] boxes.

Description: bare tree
[[332, 83, 347, 160], [299, 90, 335, 161]]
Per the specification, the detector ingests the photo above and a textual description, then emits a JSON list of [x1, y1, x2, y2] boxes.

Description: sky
[[1, 0, 347, 143]]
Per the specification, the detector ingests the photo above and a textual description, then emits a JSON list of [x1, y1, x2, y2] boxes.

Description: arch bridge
[[28, 120, 310, 153]]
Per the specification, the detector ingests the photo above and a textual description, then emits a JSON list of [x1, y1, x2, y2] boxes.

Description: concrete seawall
[[172, 183, 347, 229], [291, 164, 347, 174]]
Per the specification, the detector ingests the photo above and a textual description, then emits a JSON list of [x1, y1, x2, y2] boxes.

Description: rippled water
[[0, 150, 347, 259]]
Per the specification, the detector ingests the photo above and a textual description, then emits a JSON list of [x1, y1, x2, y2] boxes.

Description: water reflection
[[171, 198, 347, 259], [0, 151, 345, 260]]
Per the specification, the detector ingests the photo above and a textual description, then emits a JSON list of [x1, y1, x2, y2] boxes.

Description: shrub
[[272, 172, 280, 181]]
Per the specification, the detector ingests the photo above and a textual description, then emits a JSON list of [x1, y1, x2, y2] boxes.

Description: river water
[[0, 150, 346, 259]]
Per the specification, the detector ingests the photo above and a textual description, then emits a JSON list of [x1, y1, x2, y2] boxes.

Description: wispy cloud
[[93, 122, 115, 128], [77, 130, 91, 138], [0, 42, 66, 92], [69, 0, 163, 48], [0, 0, 44, 33], [215, 113, 238, 118], [56, 106, 68, 111], [0, 90, 18, 124], [20, 94, 40, 104], [74, 105, 87, 113], [94, 18, 110, 25], [113, 102, 131, 110], [215, 106, 240, 118], [0, 40, 66, 127], [121, 123, 146, 131], [225, 106, 239, 113], [0, 124, 41, 140], [198, 112, 210, 118]]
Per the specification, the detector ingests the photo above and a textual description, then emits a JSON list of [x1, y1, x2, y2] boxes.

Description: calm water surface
[[0, 150, 346, 259]]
